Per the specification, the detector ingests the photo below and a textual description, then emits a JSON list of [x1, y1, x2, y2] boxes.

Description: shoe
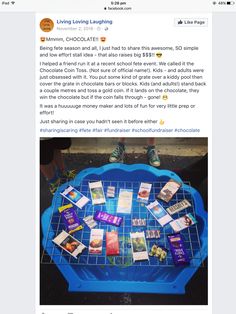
[[109, 144, 125, 163], [147, 147, 160, 167], [60, 169, 77, 183], [49, 178, 61, 195]]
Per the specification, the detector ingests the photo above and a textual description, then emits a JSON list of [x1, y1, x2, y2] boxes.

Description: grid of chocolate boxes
[[53, 180, 197, 265]]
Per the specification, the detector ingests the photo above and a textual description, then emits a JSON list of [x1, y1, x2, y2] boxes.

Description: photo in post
[[40, 137, 208, 305]]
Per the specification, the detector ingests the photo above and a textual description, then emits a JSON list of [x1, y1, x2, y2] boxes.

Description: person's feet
[[147, 146, 160, 167], [109, 143, 125, 163]]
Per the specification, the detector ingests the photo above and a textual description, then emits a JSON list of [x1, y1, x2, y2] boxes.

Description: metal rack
[[41, 179, 204, 268]]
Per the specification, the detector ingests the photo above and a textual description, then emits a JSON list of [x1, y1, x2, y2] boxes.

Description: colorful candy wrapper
[[106, 231, 120, 256], [58, 204, 83, 234], [170, 213, 197, 232], [89, 229, 104, 254], [60, 185, 90, 209], [157, 179, 182, 203], [83, 215, 97, 229], [166, 199, 191, 215], [137, 182, 152, 203], [53, 230, 86, 259], [149, 244, 168, 262], [146, 230, 161, 239], [117, 189, 133, 214], [130, 231, 149, 262], [89, 181, 106, 205], [167, 233, 189, 266], [146, 200, 173, 227], [94, 210, 123, 227], [132, 218, 146, 226], [106, 186, 115, 198]]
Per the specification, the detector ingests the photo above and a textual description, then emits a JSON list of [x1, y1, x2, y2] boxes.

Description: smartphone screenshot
[[0, 1, 235, 314]]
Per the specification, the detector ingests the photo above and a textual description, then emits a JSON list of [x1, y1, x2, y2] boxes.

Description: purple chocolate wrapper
[[94, 210, 123, 227], [60, 205, 82, 233], [167, 233, 189, 266]]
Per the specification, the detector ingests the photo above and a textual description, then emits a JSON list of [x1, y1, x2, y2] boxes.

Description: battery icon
[[227, 1, 235, 4]]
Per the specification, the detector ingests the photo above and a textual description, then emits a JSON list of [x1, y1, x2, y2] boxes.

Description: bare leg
[[40, 163, 56, 181], [53, 149, 66, 173], [147, 138, 156, 146], [118, 138, 126, 144]]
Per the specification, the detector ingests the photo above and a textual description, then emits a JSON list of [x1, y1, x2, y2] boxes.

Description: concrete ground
[[40, 137, 208, 305]]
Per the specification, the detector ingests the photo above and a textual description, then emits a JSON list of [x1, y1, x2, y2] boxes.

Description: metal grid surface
[[41, 179, 205, 268]]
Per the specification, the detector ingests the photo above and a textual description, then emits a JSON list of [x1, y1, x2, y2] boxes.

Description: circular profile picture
[[40, 18, 54, 32]]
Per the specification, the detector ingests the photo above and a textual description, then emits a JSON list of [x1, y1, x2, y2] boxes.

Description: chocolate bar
[[53, 230, 86, 259], [60, 185, 90, 209], [157, 179, 182, 203], [167, 233, 189, 266], [149, 244, 168, 262], [106, 186, 115, 198], [166, 199, 191, 215], [130, 231, 149, 262], [146, 200, 173, 227], [146, 229, 161, 239], [132, 218, 146, 226], [137, 182, 152, 203], [83, 215, 97, 229], [117, 189, 133, 214], [89, 181, 106, 205], [94, 210, 123, 227], [58, 204, 83, 234], [89, 229, 104, 254], [106, 231, 120, 256], [170, 213, 197, 232]]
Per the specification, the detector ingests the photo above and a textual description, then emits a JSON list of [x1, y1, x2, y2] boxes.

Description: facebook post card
[[4, 1, 236, 314], [36, 4, 211, 314], [36, 13, 211, 137]]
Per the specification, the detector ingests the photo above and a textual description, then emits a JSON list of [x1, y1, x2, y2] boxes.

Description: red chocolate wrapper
[[106, 231, 120, 256]]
